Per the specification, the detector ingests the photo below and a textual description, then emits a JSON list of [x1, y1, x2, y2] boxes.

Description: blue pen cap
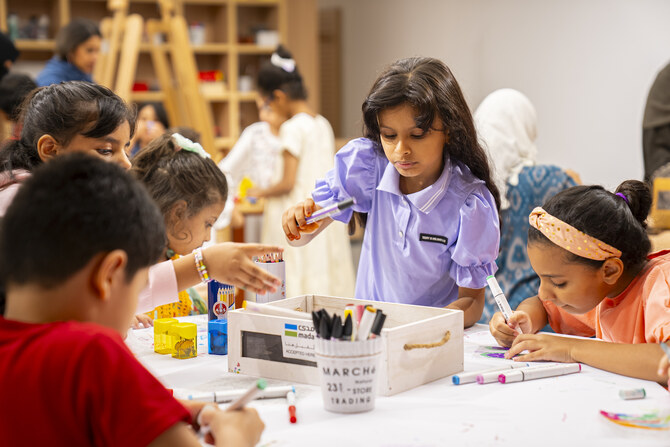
[[208, 319, 228, 355]]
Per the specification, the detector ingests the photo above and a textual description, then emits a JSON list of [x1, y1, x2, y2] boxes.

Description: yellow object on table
[[153, 318, 178, 355], [170, 322, 197, 359]]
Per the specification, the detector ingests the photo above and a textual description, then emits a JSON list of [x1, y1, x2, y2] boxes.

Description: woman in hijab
[[643, 61, 670, 182], [474, 89, 579, 324], [0, 32, 19, 81]]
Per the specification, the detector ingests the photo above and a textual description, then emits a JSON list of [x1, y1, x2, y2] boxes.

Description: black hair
[[167, 126, 201, 143], [0, 73, 37, 121], [55, 18, 101, 61], [0, 153, 165, 295], [131, 133, 228, 226], [528, 180, 652, 272], [139, 102, 170, 129], [0, 32, 19, 80], [0, 81, 136, 174], [351, 57, 501, 232], [257, 45, 307, 100]]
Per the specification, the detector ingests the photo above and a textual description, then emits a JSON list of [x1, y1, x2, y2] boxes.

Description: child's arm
[[506, 334, 669, 383], [489, 296, 548, 346], [447, 287, 485, 328], [172, 243, 283, 294], [281, 197, 334, 246], [247, 151, 298, 199]]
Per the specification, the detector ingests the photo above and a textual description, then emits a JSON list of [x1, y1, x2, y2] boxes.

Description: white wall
[[318, 0, 670, 187]]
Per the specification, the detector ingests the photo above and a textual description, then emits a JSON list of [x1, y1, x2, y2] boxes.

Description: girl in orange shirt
[[490, 180, 670, 383]]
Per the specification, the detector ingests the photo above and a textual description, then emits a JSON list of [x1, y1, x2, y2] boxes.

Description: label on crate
[[281, 322, 316, 362]]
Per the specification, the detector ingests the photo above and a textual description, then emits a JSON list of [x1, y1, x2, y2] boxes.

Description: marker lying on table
[[242, 301, 311, 320], [305, 198, 355, 225], [498, 363, 581, 384], [452, 363, 529, 385], [486, 275, 522, 335], [183, 385, 294, 403], [287, 386, 297, 424], [227, 379, 267, 411]]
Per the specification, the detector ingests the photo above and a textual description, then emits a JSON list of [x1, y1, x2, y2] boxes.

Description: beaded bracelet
[[194, 247, 211, 283]]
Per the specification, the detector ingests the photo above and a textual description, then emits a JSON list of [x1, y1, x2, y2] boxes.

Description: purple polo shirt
[[312, 138, 500, 307]]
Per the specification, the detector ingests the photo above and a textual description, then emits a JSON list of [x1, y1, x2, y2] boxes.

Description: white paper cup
[[253, 261, 285, 303], [315, 337, 383, 413]]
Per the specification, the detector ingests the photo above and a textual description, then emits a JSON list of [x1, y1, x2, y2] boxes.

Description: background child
[[0, 81, 282, 319], [283, 57, 501, 327], [129, 102, 170, 158], [490, 181, 670, 382], [132, 133, 228, 318], [247, 45, 355, 298], [0, 73, 37, 140], [474, 88, 579, 324], [0, 153, 264, 446], [36, 18, 101, 86]]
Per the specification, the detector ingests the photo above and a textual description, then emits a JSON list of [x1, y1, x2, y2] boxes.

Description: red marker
[[287, 387, 297, 424]]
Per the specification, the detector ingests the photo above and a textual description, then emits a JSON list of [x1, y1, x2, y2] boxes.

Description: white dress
[[261, 113, 356, 298]]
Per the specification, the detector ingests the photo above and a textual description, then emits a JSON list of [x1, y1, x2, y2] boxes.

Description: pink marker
[[498, 363, 581, 384]]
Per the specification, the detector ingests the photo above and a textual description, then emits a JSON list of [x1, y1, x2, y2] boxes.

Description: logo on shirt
[[420, 233, 448, 245]]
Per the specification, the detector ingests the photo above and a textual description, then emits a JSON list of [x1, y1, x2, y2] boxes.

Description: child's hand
[[506, 333, 577, 363], [131, 313, 153, 329], [198, 405, 265, 447], [489, 311, 531, 347], [204, 243, 283, 294], [282, 198, 321, 241]]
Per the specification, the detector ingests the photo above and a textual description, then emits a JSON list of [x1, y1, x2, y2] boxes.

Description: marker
[[498, 363, 581, 384], [619, 388, 646, 400], [356, 306, 377, 341], [486, 275, 522, 334], [227, 379, 267, 411], [183, 385, 295, 403], [287, 386, 297, 424], [242, 301, 310, 320], [304, 198, 355, 225], [475, 363, 532, 384], [452, 363, 528, 385], [330, 314, 343, 340], [341, 313, 353, 341], [369, 311, 387, 339]]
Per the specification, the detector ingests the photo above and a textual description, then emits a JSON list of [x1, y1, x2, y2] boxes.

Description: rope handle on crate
[[403, 331, 451, 351]]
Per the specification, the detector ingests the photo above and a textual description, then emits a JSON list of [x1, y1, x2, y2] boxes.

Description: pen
[[227, 379, 267, 411], [305, 198, 355, 225], [183, 385, 295, 403], [486, 275, 522, 334], [287, 386, 297, 424], [498, 363, 581, 384]]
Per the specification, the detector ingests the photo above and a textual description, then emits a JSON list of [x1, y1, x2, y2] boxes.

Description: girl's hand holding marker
[[282, 197, 355, 242], [486, 275, 531, 347]]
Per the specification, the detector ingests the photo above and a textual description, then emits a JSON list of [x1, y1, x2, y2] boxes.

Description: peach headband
[[528, 207, 622, 260]]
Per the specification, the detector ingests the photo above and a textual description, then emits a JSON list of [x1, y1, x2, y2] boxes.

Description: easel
[[95, 0, 215, 155]]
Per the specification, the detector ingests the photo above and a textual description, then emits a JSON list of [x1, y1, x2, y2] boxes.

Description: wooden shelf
[[15, 39, 55, 51], [130, 91, 164, 102], [203, 91, 231, 102], [214, 137, 235, 149], [237, 44, 275, 55], [236, 91, 258, 102]]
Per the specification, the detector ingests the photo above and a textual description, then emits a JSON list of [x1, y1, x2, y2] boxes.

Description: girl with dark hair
[[0, 81, 282, 322], [129, 102, 170, 158], [0, 31, 19, 81], [283, 57, 501, 327], [490, 180, 670, 383], [247, 45, 355, 298], [36, 18, 101, 86], [133, 133, 228, 317]]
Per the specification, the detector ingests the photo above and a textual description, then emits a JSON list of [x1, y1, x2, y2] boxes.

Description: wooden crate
[[228, 295, 464, 396]]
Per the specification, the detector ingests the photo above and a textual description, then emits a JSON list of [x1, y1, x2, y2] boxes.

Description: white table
[[126, 316, 670, 446]]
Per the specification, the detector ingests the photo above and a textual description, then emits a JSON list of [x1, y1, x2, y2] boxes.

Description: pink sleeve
[[136, 261, 179, 313]]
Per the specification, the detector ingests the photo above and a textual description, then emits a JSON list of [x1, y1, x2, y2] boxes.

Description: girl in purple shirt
[[282, 57, 501, 327]]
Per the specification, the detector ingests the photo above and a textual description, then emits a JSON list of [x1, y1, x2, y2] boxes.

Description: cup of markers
[[312, 305, 387, 414], [253, 253, 285, 303]]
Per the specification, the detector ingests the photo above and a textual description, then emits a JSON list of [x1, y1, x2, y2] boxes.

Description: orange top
[[542, 251, 670, 343]]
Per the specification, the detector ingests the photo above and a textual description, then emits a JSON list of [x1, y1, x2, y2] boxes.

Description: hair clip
[[271, 53, 295, 73], [172, 133, 210, 159]]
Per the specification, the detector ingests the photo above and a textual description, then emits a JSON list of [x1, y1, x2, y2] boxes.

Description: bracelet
[[194, 247, 211, 283]]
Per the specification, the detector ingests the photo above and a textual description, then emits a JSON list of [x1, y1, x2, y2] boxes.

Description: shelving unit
[[0, 0, 293, 159]]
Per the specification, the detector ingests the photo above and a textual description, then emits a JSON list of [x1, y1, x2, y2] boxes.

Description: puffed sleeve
[[448, 185, 500, 289], [136, 261, 179, 314], [644, 268, 670, 343], [311, 138, 380, 223]]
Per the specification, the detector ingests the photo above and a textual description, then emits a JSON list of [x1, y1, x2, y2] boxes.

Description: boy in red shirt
[[0, 154, 264, 447]]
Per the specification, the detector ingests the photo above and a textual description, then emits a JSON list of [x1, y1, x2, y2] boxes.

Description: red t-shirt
[[0, 317, 191, 446]]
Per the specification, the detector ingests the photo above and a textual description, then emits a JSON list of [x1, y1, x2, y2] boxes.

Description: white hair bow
[[271, 53, 295, 73]]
